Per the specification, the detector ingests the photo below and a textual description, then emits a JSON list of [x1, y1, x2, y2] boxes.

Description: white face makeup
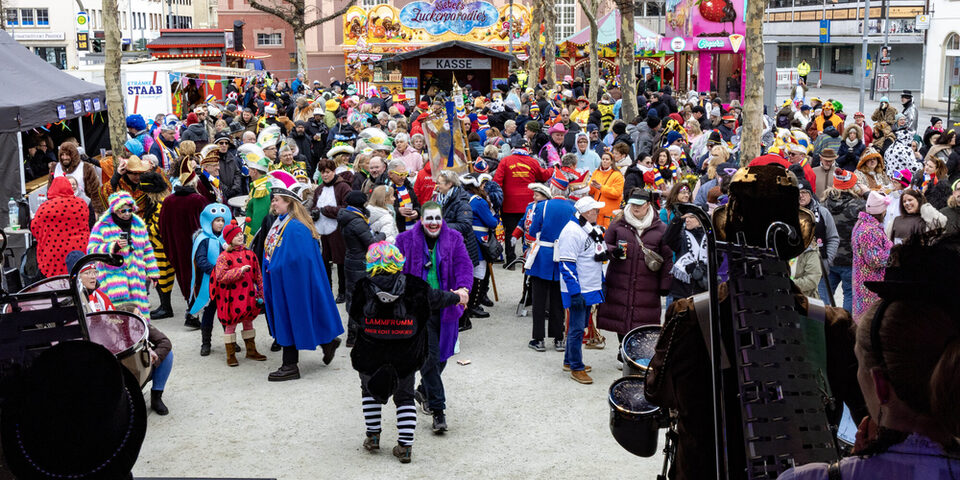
[[422, 208, 443, 238]]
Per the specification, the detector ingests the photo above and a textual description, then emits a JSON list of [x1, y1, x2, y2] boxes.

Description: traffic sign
[[916, 14, 930, 30], [76, 11, 89, 33], [819, 20, 830, 44]]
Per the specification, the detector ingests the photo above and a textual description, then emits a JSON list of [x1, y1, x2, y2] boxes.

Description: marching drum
[[608, 376, 663, 457], [85, 311, 151, 387], [620, 325, 661, 378], [2, 276, 73, 313]]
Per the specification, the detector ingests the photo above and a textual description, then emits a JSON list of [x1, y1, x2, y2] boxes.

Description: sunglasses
[[217, 141, 231, 145], [389, 170, 409, 178], [119, 208, 134, 214]]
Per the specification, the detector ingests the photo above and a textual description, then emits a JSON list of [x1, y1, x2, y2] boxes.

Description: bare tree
[[614, 0, 637, 121], [249, 0, 357, 79], [577, 0, 601, 100], [542, 1, 556, 88], [103, 0, 127, 156], [527, 0, 543, 87], [740, 0, 762, 162]]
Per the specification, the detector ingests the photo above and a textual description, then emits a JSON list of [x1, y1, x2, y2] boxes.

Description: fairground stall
[[659, 0, 746, 99], [558, 10, 666, 82], [342, 1, 529, 97]]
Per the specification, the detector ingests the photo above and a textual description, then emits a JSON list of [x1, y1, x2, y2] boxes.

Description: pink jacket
[[392, 145, 424, 173]]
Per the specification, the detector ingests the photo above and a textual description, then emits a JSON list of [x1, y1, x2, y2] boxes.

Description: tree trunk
[[741, 0, 763, 163], [577, 0, 600, 101], [295, 29, 308, 79], [542, 2, 556, 88], [617, 0, 637, 121], [103, 0, 127, 155], [527, 0, 542, 87]]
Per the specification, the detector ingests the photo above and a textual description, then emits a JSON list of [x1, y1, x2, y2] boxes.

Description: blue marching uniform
[[525, 198, 576, 281], [469, 194, 500, 256]]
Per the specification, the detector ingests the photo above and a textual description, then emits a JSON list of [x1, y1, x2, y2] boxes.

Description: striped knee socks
[[397, 403, 417, 446], [362, 396, 381, 434]]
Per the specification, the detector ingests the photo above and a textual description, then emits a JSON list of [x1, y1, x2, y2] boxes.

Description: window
[[944, 33, 960, 98], [360, 0, 387, 7], [20, 8, 33, 26], [35, 46, 66, 70], [947, 33, 960, 50], [5, 9, 16, 26], [646, 1, 661, 16], [257, 33, 282, 46], [36, 9, 49, 26], [635, 0, 663, 16], [777, 45, 792, 68], [830, 45, 854, 74], [555, 0, 576, 40], [768, 0, 792, 8]]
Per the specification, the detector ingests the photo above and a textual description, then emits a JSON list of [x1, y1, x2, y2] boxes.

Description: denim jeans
[[564, 296, 588, 371], [817, 265, 853, 312], [151, 350, 173, 392], [419, 313, 447, 411]]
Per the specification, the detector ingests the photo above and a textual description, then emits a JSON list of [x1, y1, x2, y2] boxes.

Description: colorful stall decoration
[[556, 9, 665, 79], [343, 2, 530, 47], [659, 0, 747, 95]]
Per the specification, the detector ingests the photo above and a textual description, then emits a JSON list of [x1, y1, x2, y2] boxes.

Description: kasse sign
[[419, 58, 491, 70]]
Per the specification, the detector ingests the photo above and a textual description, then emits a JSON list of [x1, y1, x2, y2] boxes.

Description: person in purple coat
[[394, 201, 472, 435]]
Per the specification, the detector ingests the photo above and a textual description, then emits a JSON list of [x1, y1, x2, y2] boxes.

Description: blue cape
[[189, 203, 232, 314], [262, 216, 344, 349]]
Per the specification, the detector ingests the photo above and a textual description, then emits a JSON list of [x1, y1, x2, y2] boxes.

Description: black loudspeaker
[[233, 20, 245, 52]]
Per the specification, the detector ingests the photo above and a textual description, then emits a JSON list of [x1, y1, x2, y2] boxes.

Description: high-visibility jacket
[[798, 61, 811, 77]]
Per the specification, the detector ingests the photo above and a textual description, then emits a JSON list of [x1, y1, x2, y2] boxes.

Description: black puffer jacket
[[338, 207, 385, 290], [180, 123, 209, 143], [822, 190, 865, 267], [440, 187, 479, 266]]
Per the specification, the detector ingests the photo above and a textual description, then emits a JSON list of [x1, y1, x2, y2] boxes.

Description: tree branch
[[577, 0, 596, 23], [303, 0, 358, 31], [249, 0, 301, 28]]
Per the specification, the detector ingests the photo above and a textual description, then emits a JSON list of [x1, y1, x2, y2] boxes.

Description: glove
[[310, 209, 320, 221], [570, 293, 586, 309], [510, 237, 518, 248]]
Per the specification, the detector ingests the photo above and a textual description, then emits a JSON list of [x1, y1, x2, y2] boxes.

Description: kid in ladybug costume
[[211, 222, 268, 366]]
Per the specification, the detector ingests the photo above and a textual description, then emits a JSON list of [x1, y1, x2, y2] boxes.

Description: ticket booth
[[374, 40, 513, 100]]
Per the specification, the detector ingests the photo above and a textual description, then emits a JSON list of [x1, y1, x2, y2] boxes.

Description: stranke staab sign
[[399, 0, 498, 36], [123, 70, 172, 117]]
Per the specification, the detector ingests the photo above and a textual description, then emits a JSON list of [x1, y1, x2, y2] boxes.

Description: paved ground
[[782, 84, 948, 124], [132, 264, 665, 479]]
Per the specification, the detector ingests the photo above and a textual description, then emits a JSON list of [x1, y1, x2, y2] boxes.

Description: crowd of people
[[24, 68, 960, 471]]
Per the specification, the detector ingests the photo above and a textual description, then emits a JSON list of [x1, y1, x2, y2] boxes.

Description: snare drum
[[86, 311, 152, 388], [621, 325, 661, 378], [2, 276, 73, 313], [608, 376, 663, 457]]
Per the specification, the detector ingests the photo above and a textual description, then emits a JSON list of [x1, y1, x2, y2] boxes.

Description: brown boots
[[242, 329, 267, 361], [225, 334, 239, 367], [225, 330, 267, 366]]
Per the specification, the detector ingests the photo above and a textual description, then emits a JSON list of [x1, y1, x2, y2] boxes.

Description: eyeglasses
[[217, 141, 231, 146], [119, 208, 134, 214]]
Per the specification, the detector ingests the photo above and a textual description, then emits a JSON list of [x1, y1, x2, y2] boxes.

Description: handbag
[[481, 234, 503, 262], [637, 235, 664, 272]]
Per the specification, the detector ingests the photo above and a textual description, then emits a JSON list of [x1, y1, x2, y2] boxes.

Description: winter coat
[[392, 145, 424, 173], [946, 148, 960, 184], [634, 123, 656, 159], [338, 207, 385, 297], [493, 151, 549, 214], [49, 161, 103, 214], [312, 177, 350, 264], [623, 164, 646, 196], [395, 222, 472, 362], [812, 126, 842, 161], [792, 246, 822, 299], [883, 128, 921, 177], [852, 211, 891, 320], [871, 105, 897, 125], [596, 214, 672, 334], [367, 205, 399, 241], [217, 150, 244, 201], [806, 196, 840, 266], [837, 140, 865, 171], [158, 185, 209, 299], [941, 204, 960, 236], [413, 164, 436, 206], [391, 178, 421, 233], [822, 190, 865, 267], [439, 187, 479, 265], [32, 177, 90, 277], [87, 192, 159, 319], [180, 123, 209, 143], [885, 203, 946, 243], [922, 180, 951, 210], [589, 167, 624, 228]]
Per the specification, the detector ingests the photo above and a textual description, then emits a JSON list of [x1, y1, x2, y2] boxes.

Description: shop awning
[[375, 40, 515, 64], [563, 10, 661, 46], [177, 65, 259, 77]]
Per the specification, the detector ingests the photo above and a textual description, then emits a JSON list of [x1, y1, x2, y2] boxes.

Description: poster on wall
[[402, 76, 419, 89], [879, 45, 891, 66]]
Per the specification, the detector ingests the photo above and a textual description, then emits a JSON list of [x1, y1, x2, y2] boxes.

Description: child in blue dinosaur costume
[[189, 203, 232, 356]]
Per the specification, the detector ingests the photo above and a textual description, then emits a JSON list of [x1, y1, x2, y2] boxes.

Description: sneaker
[[554, 338, 565, 351], [392, 444, 412, 463], [414, 388, 432, 415], [528, 339, 546, 352], [432, 411, 447, 434], [562, 364, 592, 372], [570, 369, 594, 384], [363, 432, 380, 452]]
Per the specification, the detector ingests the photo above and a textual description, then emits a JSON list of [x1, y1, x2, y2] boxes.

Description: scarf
[[845, 137, 859, 148], [670, 228, 707, 284], [623, 203, 654, 235], [654, 163, 679, 188], [395, 181, 415, 228], [345, 205, 368, 223], [923, 173, 938, 190], [111, 212, 133, 233]]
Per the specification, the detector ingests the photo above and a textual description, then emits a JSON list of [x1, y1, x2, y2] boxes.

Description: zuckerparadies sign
[[399, 0, 498, 36]]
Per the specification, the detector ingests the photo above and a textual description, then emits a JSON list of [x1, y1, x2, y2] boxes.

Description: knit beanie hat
[[833, 168, 857, 190], [222, 222, 243, 245], [865, 191, 890, 215], [346, 191, 367, 210]]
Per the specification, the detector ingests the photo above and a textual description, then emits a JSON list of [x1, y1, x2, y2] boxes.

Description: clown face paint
[[422, 208, 443, 238]]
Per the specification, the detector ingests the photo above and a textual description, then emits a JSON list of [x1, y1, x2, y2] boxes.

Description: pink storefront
[[659, 0, 746, 101]]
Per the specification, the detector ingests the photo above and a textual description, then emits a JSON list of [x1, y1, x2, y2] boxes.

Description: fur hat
[[857, 147, 883, 171]]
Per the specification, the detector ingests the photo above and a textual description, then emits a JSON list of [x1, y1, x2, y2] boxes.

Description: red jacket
[[414, 161, 436, 204], [493, 151, 550, 214]]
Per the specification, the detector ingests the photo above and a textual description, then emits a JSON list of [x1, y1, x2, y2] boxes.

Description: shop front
[[660, 0, 746, 99], [342, 0, 529, 97]]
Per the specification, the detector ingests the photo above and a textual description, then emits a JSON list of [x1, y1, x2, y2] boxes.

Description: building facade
[[217, 0, 597, 82], [763, 0, 926, 93], [919, 0, 959, 109]]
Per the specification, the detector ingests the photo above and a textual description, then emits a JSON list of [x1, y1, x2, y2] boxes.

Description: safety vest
[[798, 61, 810, 77]]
